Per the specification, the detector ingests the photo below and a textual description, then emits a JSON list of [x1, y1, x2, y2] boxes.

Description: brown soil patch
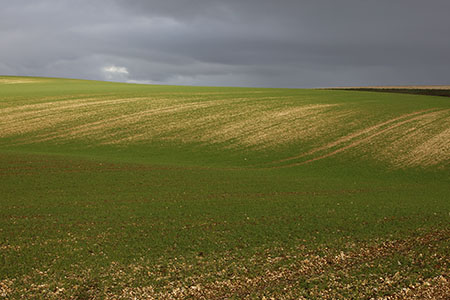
[[4, 225, 448, 299], [383, 275, 449, 300], [113, 230, 449, 299]]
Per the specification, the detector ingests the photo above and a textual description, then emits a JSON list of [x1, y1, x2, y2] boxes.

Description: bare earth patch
[[5, 229, 448, 299]]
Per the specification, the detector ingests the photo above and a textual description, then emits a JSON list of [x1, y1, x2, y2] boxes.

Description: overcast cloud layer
[[1, 0, 450, 88]]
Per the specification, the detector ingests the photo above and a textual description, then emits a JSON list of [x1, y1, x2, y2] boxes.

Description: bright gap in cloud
[[103, 65, 129, 74], [102, 65, 129, 81]]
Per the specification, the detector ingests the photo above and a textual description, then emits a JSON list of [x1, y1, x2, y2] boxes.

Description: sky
[[1, 0, 450, 88]]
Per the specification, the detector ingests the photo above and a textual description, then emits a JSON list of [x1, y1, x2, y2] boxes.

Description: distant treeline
[[331, 88, 450, 98]]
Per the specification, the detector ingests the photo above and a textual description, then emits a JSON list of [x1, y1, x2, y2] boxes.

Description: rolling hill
[[1, 76, 449, 299]]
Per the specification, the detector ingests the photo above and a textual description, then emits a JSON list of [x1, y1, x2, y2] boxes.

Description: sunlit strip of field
[[1, 77, 449, 168]]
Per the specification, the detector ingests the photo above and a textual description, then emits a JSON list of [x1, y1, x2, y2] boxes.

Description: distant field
[[1, 76, 449, 299]]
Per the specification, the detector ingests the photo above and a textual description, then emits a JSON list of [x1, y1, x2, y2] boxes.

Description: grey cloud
[[1, 0, 450, 87]]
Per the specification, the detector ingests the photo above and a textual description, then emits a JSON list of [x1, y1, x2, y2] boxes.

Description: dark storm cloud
[[1, 0, 450, 87]]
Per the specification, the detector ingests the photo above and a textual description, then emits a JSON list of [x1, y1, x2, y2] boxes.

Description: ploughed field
[[0, 76, 449, 299]]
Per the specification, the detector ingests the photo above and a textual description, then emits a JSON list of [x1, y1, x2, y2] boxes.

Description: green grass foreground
[[0, 76, 449, 299]]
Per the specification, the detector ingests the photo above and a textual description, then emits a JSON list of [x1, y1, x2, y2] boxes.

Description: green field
[[1, 76, 449, 299]]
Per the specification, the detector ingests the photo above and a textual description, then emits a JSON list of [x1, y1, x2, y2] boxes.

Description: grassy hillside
[[1, 76, 449, 299]]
